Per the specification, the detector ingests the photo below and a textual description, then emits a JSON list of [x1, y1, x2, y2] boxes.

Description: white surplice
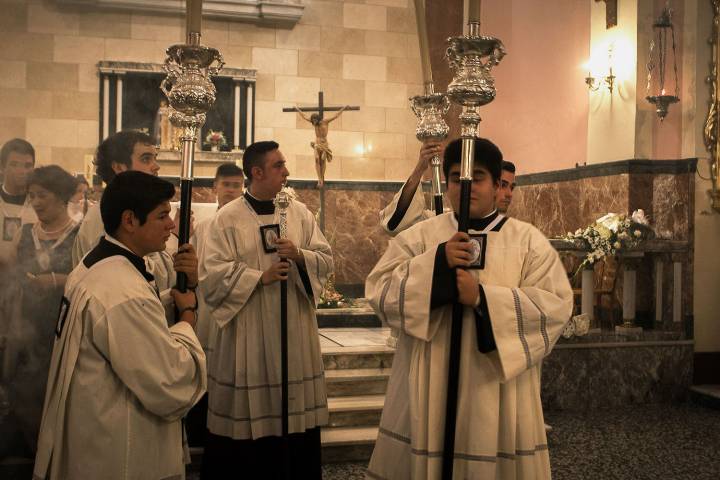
[[365, 213, 573, 480], [190, 203, 219, 354], [33, 236, 206, 480], [200, 196, 332, 440], [379, 181, 437, 235], [71, 203, 178, 294]]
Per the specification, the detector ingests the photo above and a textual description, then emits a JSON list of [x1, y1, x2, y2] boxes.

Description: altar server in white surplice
[[34, 172, 206, 480], [365, 138, 573, 480], [200, 141, 332, 480], [71, 131, 179, 294]]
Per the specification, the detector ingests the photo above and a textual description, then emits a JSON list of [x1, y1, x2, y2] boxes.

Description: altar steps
[[320, 330, 394, 464], [689, 384, 720, 410]]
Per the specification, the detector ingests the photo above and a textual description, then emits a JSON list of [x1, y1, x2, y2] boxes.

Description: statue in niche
[[293, 105, 349, 188], [153, 99, 175, 150]]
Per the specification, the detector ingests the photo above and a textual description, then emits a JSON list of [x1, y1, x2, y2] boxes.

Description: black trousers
[[200, 427, 322, 480]]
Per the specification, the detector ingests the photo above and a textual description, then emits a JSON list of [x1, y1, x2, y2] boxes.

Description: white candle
[[187, 0, 202, 35], [468, 0, 480, 23], [413, 0, 433, 86]]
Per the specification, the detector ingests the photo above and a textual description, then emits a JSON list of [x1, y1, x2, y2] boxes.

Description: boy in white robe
[[34, 171, 207, 480], [71, 131, 180, 293], [200, 141, 332, 479], [185, 162, 244, 447], [365, 138, 573, 479], [380, 143, 518, 235]]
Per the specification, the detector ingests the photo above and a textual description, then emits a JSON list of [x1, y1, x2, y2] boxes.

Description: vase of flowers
[[562, 209, 654, 275], [204, 130, 227, 152]]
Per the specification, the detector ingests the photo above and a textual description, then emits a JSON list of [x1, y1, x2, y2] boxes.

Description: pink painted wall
[[650, 0, 683, 159], [479, 0, 591, 173]]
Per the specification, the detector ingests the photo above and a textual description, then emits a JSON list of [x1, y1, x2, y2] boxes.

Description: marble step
[[690, 384, 720, 410], [325, 368, 390, 397], [327, 394, 385, 427], [322, 345, 394, 371], [321, 426, 378, 464]]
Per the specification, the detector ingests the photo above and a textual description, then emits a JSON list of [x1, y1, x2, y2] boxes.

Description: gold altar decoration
[[704, 0, 720, 212]]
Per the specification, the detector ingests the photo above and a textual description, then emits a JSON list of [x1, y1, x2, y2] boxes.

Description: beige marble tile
[[344, 3, 388, 31], [364, 132, 406, 158], [276, 24, 321, 51], [320, 78, 365, 107], [341, 155, 386, 179], [77, 120, 99, 148], [28, 3, 79, 35], [367, 0, 408, 6], [273, 127, 317, 155], [130, 14, 183, 42], [0, 33, 54, 62], [202, 19, 230, 46], [343, 54, 386, 82], [54, 35, 106, 64], [300, 0, 343, 27], [364, 81, 407, 108], [79, 12, 131, 39], [51, 91, 98, 121], [0, 61, 26, 89], [254, 73, 275, 101], [0, 117, 27, 144], [299, 51, 343, 79], [0, 1, 27, 33], [222, 45, 252, 68], [292, 153, 319, 180], [49, 146, 93, 172], [77, 63, 100, 93], [274, 75, 321, 103], [320, 27, 365, 55], [406, 33, 420, 59], [326, 130, 365, 157], [341, 107, 386, 133], [26, 118, 78, 148], [26, 62, 78, 91], [386, 56, 422, 84], [252, 47, 298, 75], [254, 127, 275, 141], [364, 31, 408, 58], [385, 106, 416, 133], [384, 153, 416, 180], [255, 100, 297, 129], [386, 6, 415, 34], [228, 23, 276, 48], [104, 38, 166, 63]]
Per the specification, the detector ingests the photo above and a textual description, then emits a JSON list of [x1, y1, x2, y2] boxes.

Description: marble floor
[[319, 327, 390, 349], [321, 402, 720, 480]]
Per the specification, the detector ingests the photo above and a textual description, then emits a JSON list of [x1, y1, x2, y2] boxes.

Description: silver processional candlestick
[[274, 188, 291, 477], [160, 0, 224, 291], [441, 14, 505, 480]]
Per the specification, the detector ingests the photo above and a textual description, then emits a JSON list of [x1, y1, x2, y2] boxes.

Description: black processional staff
[[442, 0, 505, 477], [410, 0, 449, 217], [161, 0, 224, 292], [274, 190, 291, 480]]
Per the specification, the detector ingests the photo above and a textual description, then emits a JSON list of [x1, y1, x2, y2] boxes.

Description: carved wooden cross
[[282, 91, 360, 120]]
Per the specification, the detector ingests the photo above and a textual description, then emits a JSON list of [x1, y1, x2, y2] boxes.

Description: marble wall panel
[[542, 344, 693, 411]]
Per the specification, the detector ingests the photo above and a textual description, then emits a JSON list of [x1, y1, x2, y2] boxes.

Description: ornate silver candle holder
[[161, 36, 224, 178], [446, 24, 506, 150], [410, 91, 450, 207]]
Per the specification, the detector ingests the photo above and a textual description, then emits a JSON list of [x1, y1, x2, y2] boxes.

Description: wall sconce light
[[585, 45, 615, 94], [645, 5, 680, 121]]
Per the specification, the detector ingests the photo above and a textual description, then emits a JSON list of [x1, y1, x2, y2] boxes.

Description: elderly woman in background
[[6, 164, 79, 455]]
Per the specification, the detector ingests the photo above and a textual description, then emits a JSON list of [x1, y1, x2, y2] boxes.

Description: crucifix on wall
[[282, 91, 360, 188]]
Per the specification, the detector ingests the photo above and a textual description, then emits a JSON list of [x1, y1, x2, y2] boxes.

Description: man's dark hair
[[100, 171, 175, 236], [94, 130, 155, 184], [215, 162, 244, 181], [443, 137, 503, 183], [27, 165, 78, 203], [242, 141, 279, 183], [502, 160, 516, 174], [1, 138, 35, 169]]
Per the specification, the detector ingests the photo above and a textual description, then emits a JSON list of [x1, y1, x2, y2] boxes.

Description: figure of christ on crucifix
[[283, 91, 360, 188], [294, 105, 348, 188]]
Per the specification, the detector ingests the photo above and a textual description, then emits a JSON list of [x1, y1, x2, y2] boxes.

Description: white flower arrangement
[[563, 210, 654, 274], [203, 129, 227, 147]]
